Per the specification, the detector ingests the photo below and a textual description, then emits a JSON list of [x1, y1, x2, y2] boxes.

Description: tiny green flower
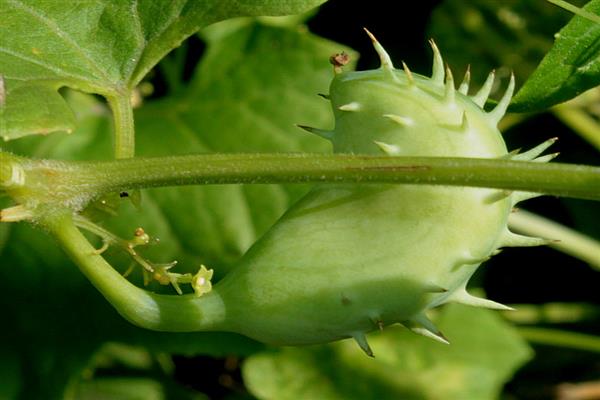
[[192, 265, 214, 297]]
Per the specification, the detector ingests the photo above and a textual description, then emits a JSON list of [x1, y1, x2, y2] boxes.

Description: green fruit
[[204, 30, 552, 355], [48, 30, 554, 356]]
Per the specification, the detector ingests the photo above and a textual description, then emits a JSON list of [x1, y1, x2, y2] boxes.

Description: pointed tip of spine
[[488, 72, 515, 125], [296, 125, 334, 140], [444, 65, 455, 103], [352, 332, 374, 357], [338, 102, 361, 112], [383, 113, 414, 127], [401, 61, 415, 86], [458, 66, 471, 95], [533, 152, 559, 163], [450, 290, 514, 311], [499, 230, 552, 248], [511, 137, 558, 161], [405, 314, 449, 345], [472, 69, 495, 107], [363, 28, 394, 70], [428, 39, 445, 85], [373, 140, 401, 155]]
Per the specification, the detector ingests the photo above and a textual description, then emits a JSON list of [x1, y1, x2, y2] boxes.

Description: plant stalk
[[61, 154, 600, 201], [518, 326, 600, 354], [106, 93, 135, 159], [43, 211, 228, 332]]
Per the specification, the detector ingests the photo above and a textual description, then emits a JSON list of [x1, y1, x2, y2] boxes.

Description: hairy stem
[[51, 154, 600, 201], [106, 93, 135, 159], [42, 211, 227, 332], [2, 152, 600, 213]]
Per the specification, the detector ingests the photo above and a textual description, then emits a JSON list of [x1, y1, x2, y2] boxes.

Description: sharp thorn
[[402, 61, 415, 86], [458, 65, 471, 95], [363, 28, 394, 70], [450, 289, 514, 311], [338, 102, 361, 112], [429, 39, 445, 85], [405, 314, 449, 345], [502, 148, 522, 159], [511, 137, 558, 161], [472, 70, 495, 107], [318, 93, 330, 100], [499, 230, 552, 248], [296, 124, 335, 140], [383, 113, 414, 126], [488, 72, 515, 125], [444, 65, 455, 103], [533, 152, 559, 163], [352, 332, 374, 357], [373, 140, 401, 155]]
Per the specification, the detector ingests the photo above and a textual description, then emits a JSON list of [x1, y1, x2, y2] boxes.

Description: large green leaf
[[243, 304, 533, 400], [0, 0, 326, 140], [511, 0, 600, 112], [0, 20, 351, 398]]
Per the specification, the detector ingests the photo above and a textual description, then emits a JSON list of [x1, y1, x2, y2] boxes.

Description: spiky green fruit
[[199, 31, 553, 355], [57, 31, 553, 356]]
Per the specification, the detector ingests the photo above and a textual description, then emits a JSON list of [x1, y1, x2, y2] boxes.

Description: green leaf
[[0, 20, 351, 395], [510, 0, 600, 112], [0, 0, 327, 140], [0, 79, 76, 140], [243, 304, 533, 400]]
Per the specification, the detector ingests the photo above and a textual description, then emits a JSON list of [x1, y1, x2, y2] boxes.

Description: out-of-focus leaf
[[243, 304, 533, 400], [0, 21, 351, 397], [427, 0, 588, 98], [73, 378, 167, 400], [511, 0, 600, 112], [0, 0, 326, 140]]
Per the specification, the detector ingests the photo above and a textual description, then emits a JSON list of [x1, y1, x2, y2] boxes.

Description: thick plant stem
[[62, 154, 600, 201], [3, 152, 600, 211], [42, 211, 228, 332], [106, 93, 135, 159]]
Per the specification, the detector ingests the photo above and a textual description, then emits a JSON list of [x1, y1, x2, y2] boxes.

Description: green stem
[[508, 210, 600, 270], [502, 302, 599, 324], [546, 0, 600, 24], [106, 93, 135, 159], [60, 154, 600, 201], [517, 327, 600, 354], [42, 211, 227, 332], [553, 104, 600, 151]]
